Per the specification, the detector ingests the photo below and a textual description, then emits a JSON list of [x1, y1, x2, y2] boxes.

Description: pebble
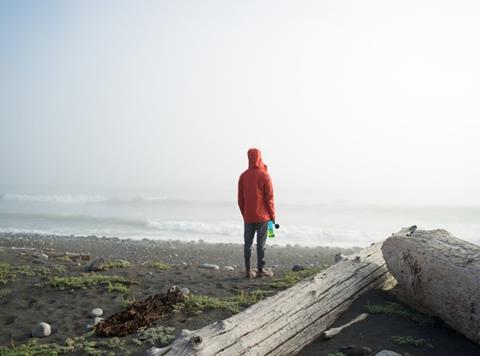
[[87, 258, 106, 272], [180, 287, 190, 295], [292, 265, 305, 272], [374, 351, 402, 356], [339, 346, 372, 356], [199, 263, 220, 270], [33, 252, 49, 259], [32, 322, 51, 337], [89, 308, 103, 317], [223, 266, 235, 271]]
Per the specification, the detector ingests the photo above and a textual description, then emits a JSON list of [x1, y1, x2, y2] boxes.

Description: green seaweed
[[42, 273, 132, 291], [392, 335, 433, 348], [269, 267, 322, 289], [132, 326, 175, 347], [366, 302, 437, 326]]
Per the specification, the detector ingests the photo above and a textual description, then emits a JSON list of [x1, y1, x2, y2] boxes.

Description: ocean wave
[[0, 211, 383, 247], [1, 193, 108, 204]]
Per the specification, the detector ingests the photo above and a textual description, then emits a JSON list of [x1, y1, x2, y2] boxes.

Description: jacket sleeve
[[263, 174, 275, 221], [238, 176, 245, 217]]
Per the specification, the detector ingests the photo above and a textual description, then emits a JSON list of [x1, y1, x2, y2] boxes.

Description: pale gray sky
[[1, 0, 480, 205]]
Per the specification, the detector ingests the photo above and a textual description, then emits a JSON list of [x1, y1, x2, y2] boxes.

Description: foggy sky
[[1, 0, 480, 205]]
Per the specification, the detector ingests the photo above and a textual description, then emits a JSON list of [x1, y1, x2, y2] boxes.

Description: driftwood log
[[382, 228, 480, 344], [148, 242, 394, 356]]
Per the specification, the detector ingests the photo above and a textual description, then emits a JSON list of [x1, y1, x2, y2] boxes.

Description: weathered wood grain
[[382, 229, 480, 345]]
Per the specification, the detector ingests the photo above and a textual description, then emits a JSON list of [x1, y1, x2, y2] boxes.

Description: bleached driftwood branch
[[323, 313, 368, 339]]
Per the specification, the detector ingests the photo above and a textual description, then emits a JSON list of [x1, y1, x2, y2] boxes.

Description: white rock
[[33, 253, 49, 259], [32, 322, 51, 337], [180, 287, 190, 296], [89, 308, 103, 317], [223, 266, 235, 271], [199, 263, 219, 270], [375, 351, 402, 356]]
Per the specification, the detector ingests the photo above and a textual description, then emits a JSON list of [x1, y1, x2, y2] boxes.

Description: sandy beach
[[0, 233, 479, 355]]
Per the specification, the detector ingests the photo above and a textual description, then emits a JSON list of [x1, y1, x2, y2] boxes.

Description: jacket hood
[[248, 148, 266, 170]]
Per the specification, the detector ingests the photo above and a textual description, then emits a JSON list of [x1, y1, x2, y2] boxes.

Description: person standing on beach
[[238, 148, 275, 279]]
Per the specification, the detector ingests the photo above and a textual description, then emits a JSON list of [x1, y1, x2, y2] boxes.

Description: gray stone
[[87, 258, 106, 272], [374, 351, 402, 356], [339, 346, 372, 356], [199, 263, 219, 270], [223, 266, 235, 271], [89, 308, 103, 317], [33, 252, 49, 259], [180, 287, 190, 296], [32, 322, 51, 337], [292, 265, 305, 272]]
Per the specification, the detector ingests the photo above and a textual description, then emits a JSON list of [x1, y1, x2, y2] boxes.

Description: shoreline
[[1, 232, 478, 355]]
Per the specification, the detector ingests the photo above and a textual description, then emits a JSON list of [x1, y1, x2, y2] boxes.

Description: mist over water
[[1, 2, 480, 246], [1, 193, 479, 247]]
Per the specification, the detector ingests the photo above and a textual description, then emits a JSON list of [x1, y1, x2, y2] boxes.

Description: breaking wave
[[0, 212, 382, 247]]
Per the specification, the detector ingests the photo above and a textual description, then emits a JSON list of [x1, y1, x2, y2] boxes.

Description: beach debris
[[87, 258, 106, 272], [95, 286, 185, 337], [334, 253, 348, 263], [223, 266, 235, 271], [180, 287, 190, 296], [199, 263, 220, 270], [44, 250, 91, 261], [374, 351, 402, 356], [324, 313, 368, 339], [33, 252, 49, 259], [32, 322, 51, 338], [292, 264, 305, 272], [339, 345, 372, 356], [89, 308, 103, 317]]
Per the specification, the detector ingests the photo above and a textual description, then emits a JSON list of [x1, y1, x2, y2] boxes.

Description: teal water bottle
[[267, 220, 275, 238]]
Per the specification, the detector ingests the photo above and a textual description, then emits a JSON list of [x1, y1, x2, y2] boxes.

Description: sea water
[[0, 193, 479, 247]]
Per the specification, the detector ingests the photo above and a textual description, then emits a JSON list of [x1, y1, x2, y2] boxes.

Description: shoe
[[246, 269, 257, 279], [257, 268, 274, 278]]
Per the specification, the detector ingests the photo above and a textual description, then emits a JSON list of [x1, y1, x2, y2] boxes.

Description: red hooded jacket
[[238, 148, 276, 223]]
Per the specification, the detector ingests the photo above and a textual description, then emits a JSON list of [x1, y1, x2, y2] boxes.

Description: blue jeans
[[244, 222, 268, 272]]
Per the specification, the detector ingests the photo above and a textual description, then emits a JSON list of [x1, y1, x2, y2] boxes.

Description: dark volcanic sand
[[0, 233, 478, 355], [299, 288, 480, 356]]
